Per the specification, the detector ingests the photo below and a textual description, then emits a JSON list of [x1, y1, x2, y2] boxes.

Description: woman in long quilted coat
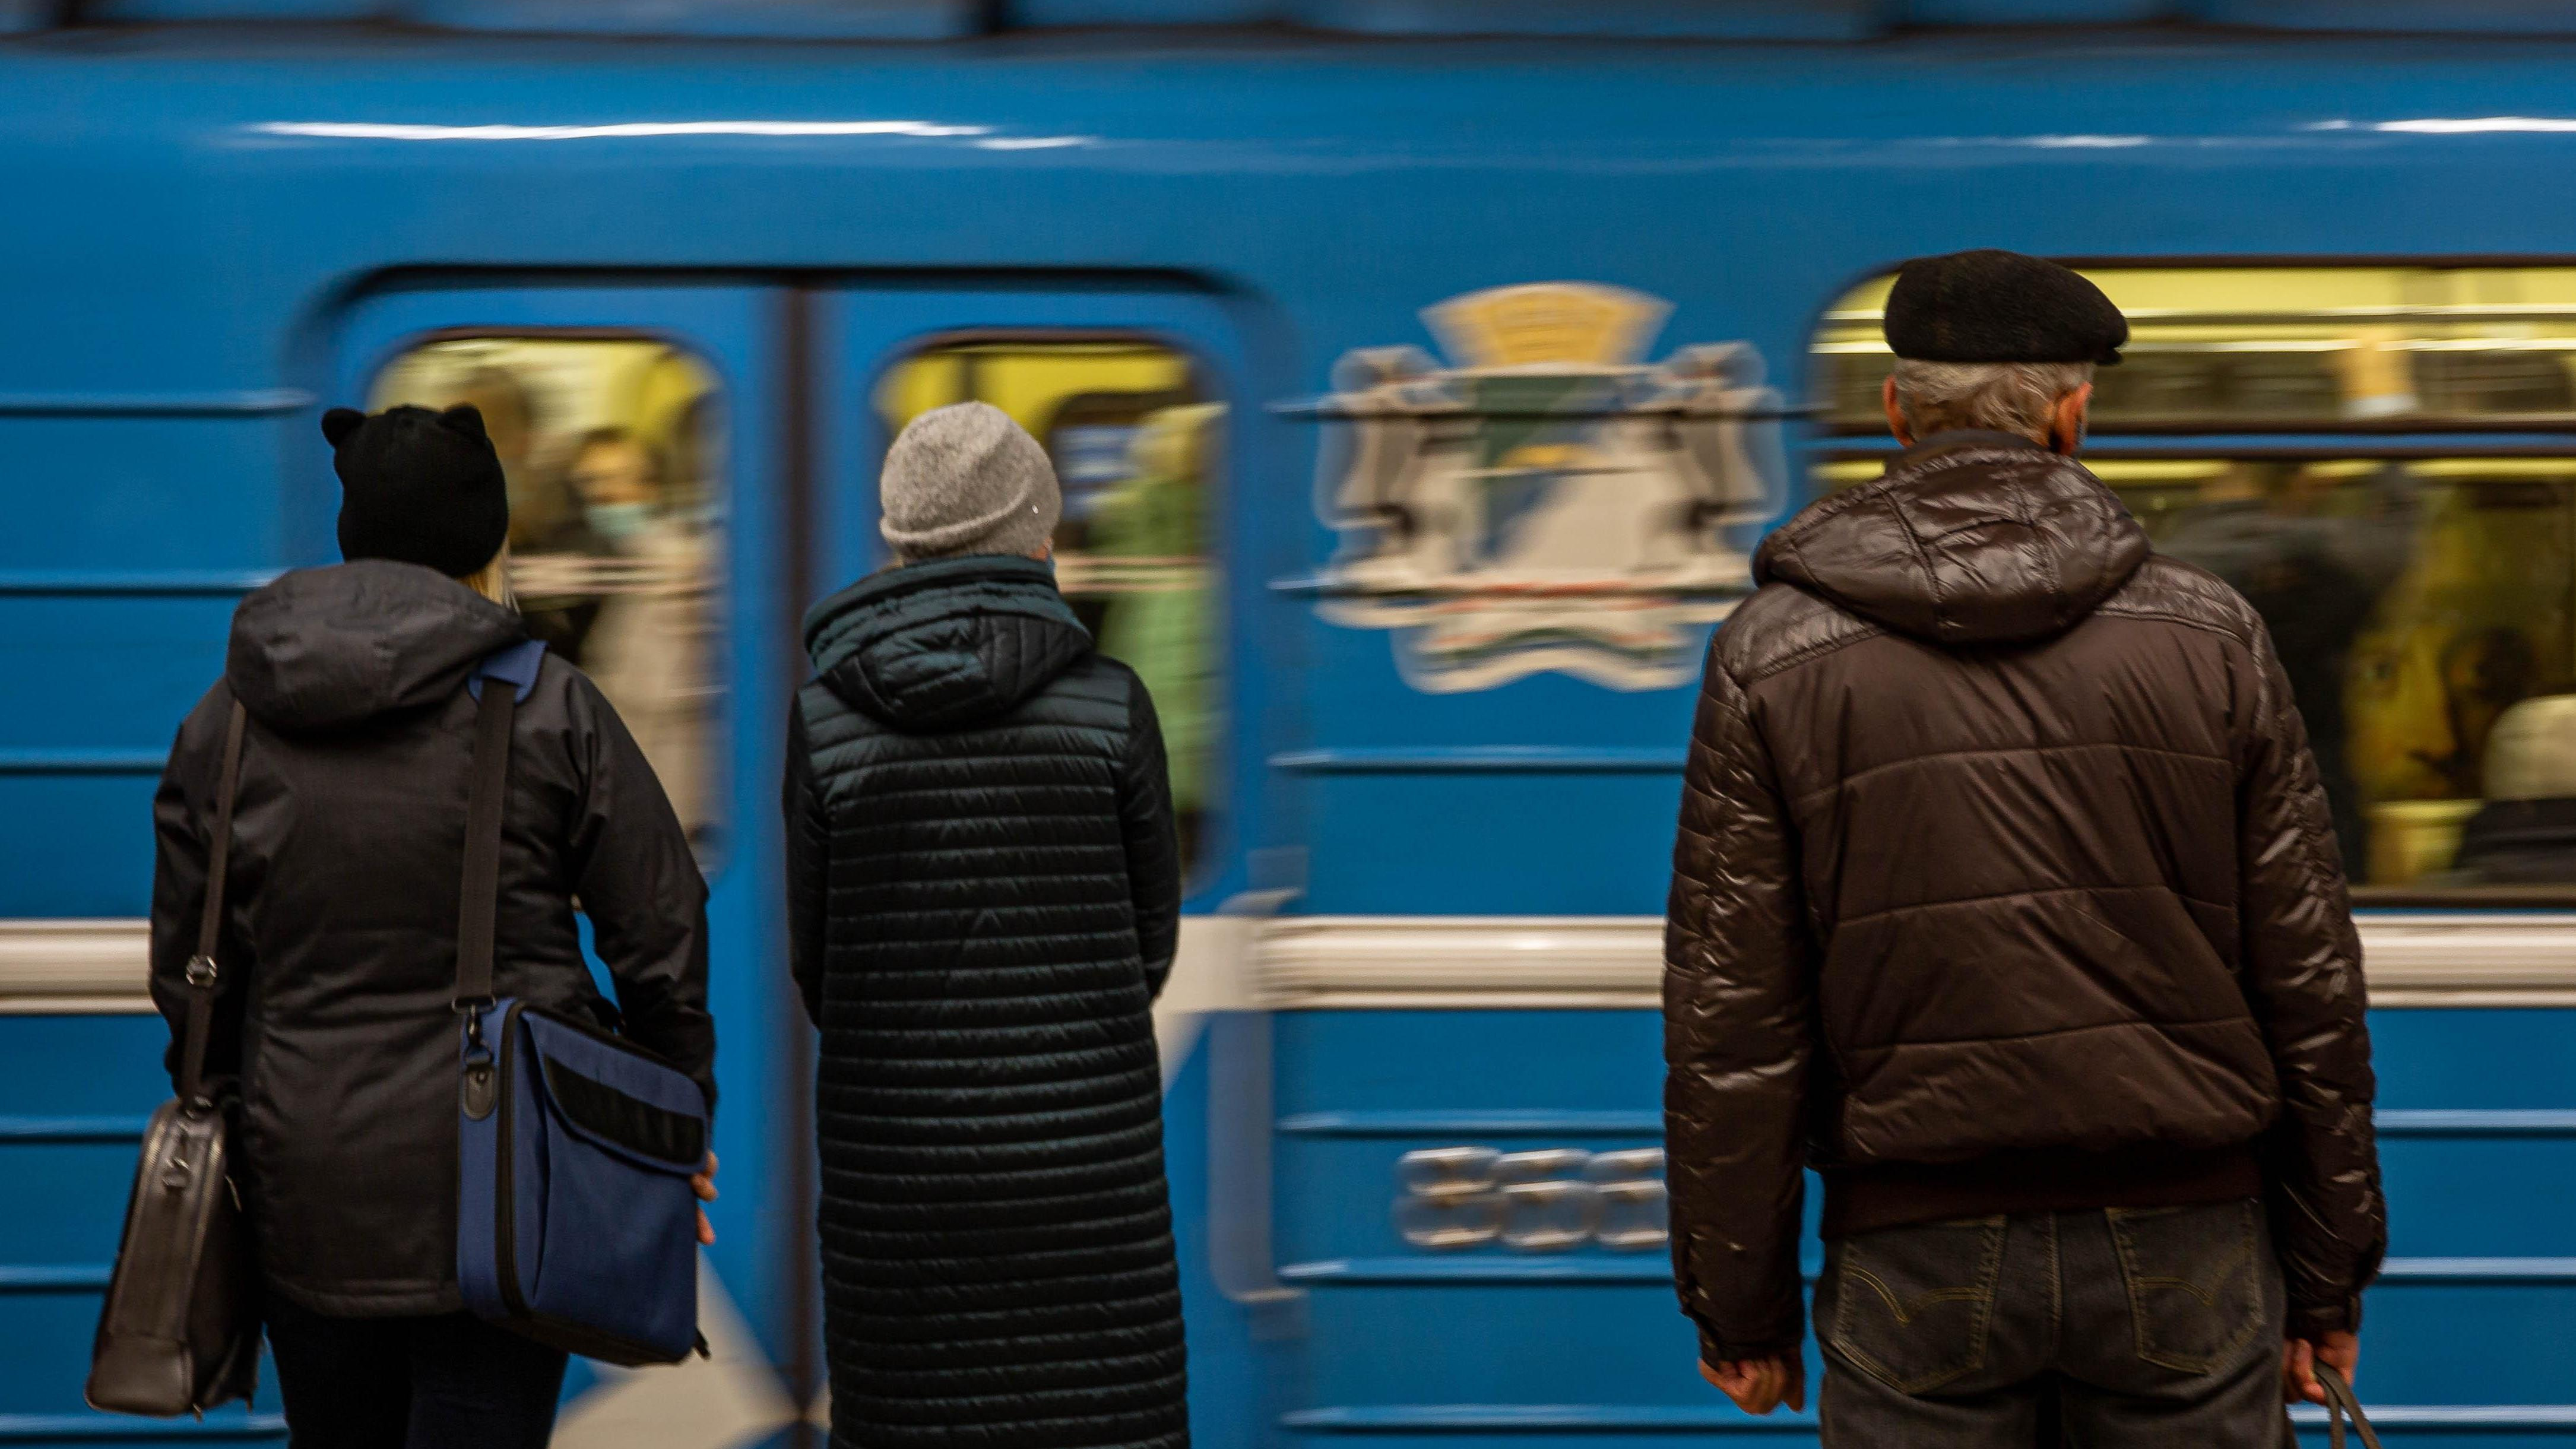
[[784, 401, 1186, 1449]]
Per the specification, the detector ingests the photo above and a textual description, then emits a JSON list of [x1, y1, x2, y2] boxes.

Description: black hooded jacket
[[150, 560, 713, 1317], [786, 554, 1185, 1449], [1664, 432, 2382, 1359]]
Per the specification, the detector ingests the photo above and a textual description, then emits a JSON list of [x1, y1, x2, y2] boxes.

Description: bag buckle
[[456, 1003, 495, 1060], [185, 955, 218, 988]]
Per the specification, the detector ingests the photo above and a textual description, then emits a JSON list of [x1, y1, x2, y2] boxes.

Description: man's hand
[[1701, 1356, 1805, 1416], [692, 1151, 720, 1246], [2283, 1331, 2360, 1405]]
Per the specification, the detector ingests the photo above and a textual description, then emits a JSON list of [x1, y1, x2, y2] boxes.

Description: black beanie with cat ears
[[324, 404, 511, 579]]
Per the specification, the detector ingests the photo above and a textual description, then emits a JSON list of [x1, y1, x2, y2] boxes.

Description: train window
[[877, 339, 1223, 882], [1813, 267, 2576, 893], [370, 335, 728, 863]]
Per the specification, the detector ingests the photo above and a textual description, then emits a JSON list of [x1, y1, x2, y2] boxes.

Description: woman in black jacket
[[785, 401, 1187, 1449], [148, 405, 716, 1448]]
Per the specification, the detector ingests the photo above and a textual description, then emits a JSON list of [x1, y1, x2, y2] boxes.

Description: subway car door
[[333, 283, 809, 1448], [817, 284, 1287, 1447]]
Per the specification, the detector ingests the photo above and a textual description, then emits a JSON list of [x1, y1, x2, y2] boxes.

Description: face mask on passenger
[[587, 501, 653, 543]]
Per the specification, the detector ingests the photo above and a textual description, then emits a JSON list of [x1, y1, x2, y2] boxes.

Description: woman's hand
[[692, 1152, 719, 1246]]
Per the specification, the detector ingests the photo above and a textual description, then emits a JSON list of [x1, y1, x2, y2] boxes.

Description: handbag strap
[[2285, 1365, 2381, 1449], [453, 671, 519, 1011], [178, 700, 249, 1105], [2318, 1365, 2381, 1449]]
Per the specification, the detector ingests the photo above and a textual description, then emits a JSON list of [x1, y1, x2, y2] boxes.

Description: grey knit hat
[[879, 401, 1063, 562]]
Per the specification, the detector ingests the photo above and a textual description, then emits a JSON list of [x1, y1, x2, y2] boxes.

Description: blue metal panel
[[0, 778, 161, 915], [1303, 773, 1684, 914], [1294, 0, 1881, 37], [1003, 0, 1281, 21], [87, 0, 372, 16], [400, 0, 977, 39], [0, 1415, 285, 1444], [0, 419, 281, 572], [1908, 0, 2171, 17], [0, 597, 235, 752], [2198, 0, 2576, 32]]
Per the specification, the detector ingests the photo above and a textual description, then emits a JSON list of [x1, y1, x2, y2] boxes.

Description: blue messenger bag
[[451, 642, 709, 1366]]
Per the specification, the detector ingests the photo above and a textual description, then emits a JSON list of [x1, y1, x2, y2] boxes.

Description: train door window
[[370, 335, 728, 861], [877, 338, 1223, 880], [1813, 266, 2576, 895]]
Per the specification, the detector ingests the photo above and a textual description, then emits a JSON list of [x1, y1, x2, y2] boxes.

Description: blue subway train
[[7, 5, 2576, 1446]]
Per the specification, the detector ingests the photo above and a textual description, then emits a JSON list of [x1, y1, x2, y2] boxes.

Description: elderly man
[[1663, 251, 2383, 1447]]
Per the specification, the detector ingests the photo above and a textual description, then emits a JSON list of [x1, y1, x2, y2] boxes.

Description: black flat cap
[[1884, 249, 2127, 367]]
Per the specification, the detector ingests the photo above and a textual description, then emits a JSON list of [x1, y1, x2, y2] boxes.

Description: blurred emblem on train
[[1309, 283, 1786, 692]]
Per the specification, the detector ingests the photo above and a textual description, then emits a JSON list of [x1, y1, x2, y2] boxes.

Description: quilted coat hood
[[1754, 431, 2151, 646], [804, 554, 1094, 732], [226, 560, 527, 732]]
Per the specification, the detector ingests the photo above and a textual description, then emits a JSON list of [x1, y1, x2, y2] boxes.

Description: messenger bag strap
[[454, 675, 518, 1011], [179, 700, 249, 1105]]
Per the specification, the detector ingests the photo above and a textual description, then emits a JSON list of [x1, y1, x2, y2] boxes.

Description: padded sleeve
[[784, 693, 832, 1028], [2235, 619, 2384, 1337], [1117, 673, 1183, 998], [567, 672, 718, 1112], [1663, 649, 1815, 1363]]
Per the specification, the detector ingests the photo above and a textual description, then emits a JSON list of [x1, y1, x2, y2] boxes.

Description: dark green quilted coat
[[786, 554, 1185, 1449]]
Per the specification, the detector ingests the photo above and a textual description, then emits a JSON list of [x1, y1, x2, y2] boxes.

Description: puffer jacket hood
[[804, 554, 1093, 733], [1754, 430, 2151, 646], [226, 560, 527, 733]]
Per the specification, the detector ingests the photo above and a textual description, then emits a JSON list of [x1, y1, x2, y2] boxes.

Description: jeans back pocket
[[2105, 1200, 2266, 1374], [1822, 1217, 2008, 1395]]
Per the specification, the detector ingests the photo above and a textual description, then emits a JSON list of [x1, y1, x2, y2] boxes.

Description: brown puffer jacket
[[1664, 430, 2384, 1361]]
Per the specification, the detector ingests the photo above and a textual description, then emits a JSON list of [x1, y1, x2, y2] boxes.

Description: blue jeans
[[1815, 1200, 2287, 1448], [265, 1297, 568, 1449]]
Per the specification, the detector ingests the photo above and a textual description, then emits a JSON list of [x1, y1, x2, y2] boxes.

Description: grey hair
[[1889, 359, 2096, 440]]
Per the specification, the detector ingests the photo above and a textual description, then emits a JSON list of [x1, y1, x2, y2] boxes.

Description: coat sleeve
[[566, 674, 718, 1112], [1664, 649, 1814, 1364], [2235, 619, 2384, 1338], [784, 693, 831, 1028], [1118, 673, 1183, 999], [147, 687, 250, 1089]]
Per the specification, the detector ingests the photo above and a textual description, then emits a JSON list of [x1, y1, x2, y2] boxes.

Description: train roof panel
[[14, 0, 2576, 39]]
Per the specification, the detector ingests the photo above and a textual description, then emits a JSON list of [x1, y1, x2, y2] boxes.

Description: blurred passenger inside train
[[786, 401, 1187, 1449], [565, 426, 717, 846], [2437, 695, 2576, 886], [1092, 402, 1221, 865], [148, 404, 716, 1447], [1664, 251, 2382, 1447], [2163, 459, 2417, 863]]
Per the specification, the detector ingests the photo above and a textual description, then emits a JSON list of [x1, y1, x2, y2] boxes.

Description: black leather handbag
[[87, 702, 262, 1417]]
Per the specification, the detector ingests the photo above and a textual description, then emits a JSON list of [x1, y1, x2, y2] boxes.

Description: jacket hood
[[226, 560, 528, 731], [804, 554, 1092, 732], [1754, 431, 2151, 646]]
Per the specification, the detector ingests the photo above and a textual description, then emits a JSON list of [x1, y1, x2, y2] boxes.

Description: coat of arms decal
[[1305, 283, 1787, 692]]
